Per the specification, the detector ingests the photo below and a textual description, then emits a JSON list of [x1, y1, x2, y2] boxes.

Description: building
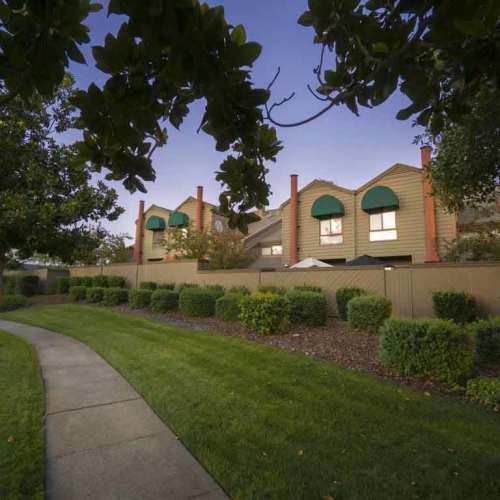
[[134, 146, 458, 266]]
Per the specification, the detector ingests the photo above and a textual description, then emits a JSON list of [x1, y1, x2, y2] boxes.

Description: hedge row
[[59, 275, 127, 293], [3, 275, 40, 296], [0, 294, 28, 312]]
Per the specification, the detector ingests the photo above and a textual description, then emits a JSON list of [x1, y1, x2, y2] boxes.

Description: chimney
[[289, 174, 299, 266], [133, 200, 145, 264], [195, 186, 204, 233], [421, 146, 440, 262]]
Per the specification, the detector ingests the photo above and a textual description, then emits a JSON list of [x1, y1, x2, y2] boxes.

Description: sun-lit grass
[[0, 330, 44, 500], [2, 304, 500, 499]]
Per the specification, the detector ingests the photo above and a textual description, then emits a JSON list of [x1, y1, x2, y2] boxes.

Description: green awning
[[361, 186, 399, 212], [145, 215, 166, 231], [311, 195, 345, 218], [168, 211, 189, 227]]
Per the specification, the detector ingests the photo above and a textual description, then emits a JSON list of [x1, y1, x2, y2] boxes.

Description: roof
[[246, 209, 282, 237], [175, 196, 217, 211]]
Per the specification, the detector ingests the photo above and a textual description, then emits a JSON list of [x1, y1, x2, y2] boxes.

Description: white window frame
[[152, 230, 165, 247], [320, 217, 343, 245], [261, 245, 282, 256], [369, 211, 397, 241]]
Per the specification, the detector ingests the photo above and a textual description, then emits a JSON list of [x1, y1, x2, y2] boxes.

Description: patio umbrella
[[290, 257, 333, 268]]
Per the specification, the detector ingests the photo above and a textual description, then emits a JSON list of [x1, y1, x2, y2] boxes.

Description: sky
[[67, 0, 424, 237]]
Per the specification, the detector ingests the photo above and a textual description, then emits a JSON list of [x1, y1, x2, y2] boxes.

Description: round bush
[[258, 285, 286, 295], [129, 289, 153, 309], [13, 275, 40, 296], [177, 283, 199, 294], [293, 285, 323, 293], [69, 276, 83, 287], [347, 295, 391, 333], [78, 276, 92, 287], [69, 286, 87, 302], [140, 281, 157, 291], [3, 276, 16, 294], [0, 295, 28, 312], [240, 293, 290, 335], [150, 289, 179, 312], [86, 287, 106, 303], [179, 287, 216, 317], [379, 318, 475, 384], [107, 275, 127, 288], [432, 290, 477, 324], [468, 317, 500, 363], [228, 286, 251, 295], [466, 377, 500, 410], [286, 290, 328, 327], [157, 283, 175, 290], [205, 284, 226, 299], [56, 276, 70, 294], [215, 293, 245, 321], [103, 287, 129, 306], [336, 287, 367, 320], [92, 275, 108, 288]]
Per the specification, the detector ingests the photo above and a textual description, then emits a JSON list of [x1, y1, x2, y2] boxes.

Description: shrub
[[215, 293, 245, 321], [258, 285, 286, 295], [0, 295, 28, 312], [129, 289, 153, 309], [3, 276, 16, 294], [56, 276, 70, 294], [468, 318, 500, 363], [86, 287, 106, 303], [286, 290, 328, 327], [107, 275, 127, 288], [348, 295, 391, 333], [69, 286, 87, 302], [157, 283, 175, 290], [179, 287, 216, 317], [466, 377, 500, 410], [14, 275, 40, 296], [205, 284, 225, 299], [240, 293, 290, 335], [92, 275, 108, 288], [177, 283, 199, 293], [229, 286, 251, 295], [293, 285, 323, 293], [81, 276, 95, 287], [140, 281, 157, 291], [151, 289, 179, 312], [336, 287, 367, 320], [69, 276, 83, 287], [432, 290, 477, 324], [379, 318, 475, 384], [103, 287, 129, 306]]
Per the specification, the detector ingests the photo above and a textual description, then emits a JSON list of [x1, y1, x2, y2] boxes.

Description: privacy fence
[[6, 268, 69, 294], [69, 261, 500, 319]]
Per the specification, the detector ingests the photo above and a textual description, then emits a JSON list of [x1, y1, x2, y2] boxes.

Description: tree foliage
[[163, 226, 211, 261], [74, 232, 132, 265], [0, 78, 122, 290], [443, 233, 500, 263]]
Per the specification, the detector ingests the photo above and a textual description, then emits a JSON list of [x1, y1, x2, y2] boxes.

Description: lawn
[[2, 304, 500, 499], [0, 330, 44, 500]]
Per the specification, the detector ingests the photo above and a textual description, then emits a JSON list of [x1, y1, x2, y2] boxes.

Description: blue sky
[[68, 0, 423, 236]]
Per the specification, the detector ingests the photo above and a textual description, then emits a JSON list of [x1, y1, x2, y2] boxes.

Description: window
[[369, 211, 397, 241], [214, 219, 224, 233], [261, 245, 282, 256], [152, 230, 165, 247], [320, 217, 343, 245]]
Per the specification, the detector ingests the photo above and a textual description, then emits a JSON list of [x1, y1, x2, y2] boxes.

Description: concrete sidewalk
[[0, 319, 228, 500]]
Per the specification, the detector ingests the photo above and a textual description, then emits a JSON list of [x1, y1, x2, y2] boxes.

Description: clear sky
[[67, 0, 423, 237]]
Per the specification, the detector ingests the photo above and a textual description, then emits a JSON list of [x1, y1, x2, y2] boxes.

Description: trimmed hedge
[[157, 283, 175, 290], [69, 286, 87, 302], [286, 290, 328, 327], [177, 283, 199, 294], [258, 285, 286, 295], [150, 289, 179, 313], [69, 276, 83, 287], [86, 287, 106, 303], [81, 276, 95, 287], [293, 285, 323, 293], [379, 318, 475, 384], [0, 295, 28, 312], [347, 295, 391, 333], [336, 287, 366, 320], [129, 289, 153, 309], [229, 286, 251, 295], [432, 290, 477, 324], [468, 318, 500, 363], [466, 377, 500, 410], [240, 293, 290, 335], [103, 287, 129, 306], [3, 276, 16, 294], [205, 284, 225, 299], [140, 281, 157, 291], [179, 287, 216, 317], [215, 293, 245, 321], [56, 276, 70, 294], [107, 275, 127, 288], [5, 275, 40, 296]]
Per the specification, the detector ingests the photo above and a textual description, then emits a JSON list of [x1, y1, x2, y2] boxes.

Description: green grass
[[0, 331, 44, 500], [2, 305, 500, 499]]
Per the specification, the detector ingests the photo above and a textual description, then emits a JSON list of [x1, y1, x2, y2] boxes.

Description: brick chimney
[[421, 146, 440, 262], [133, 200, 145, 264], [289, 174, 299, 266], [195, 186, 204, 232]]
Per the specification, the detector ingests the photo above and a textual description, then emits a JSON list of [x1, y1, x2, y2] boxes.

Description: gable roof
[[143, 204, 170, 215], [175, 196, 217, 211], [280, 179, 353, 209], [356, 163, 422, 192]]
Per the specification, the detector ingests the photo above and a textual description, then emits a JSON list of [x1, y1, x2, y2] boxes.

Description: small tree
[[208, 229, 253, 270], [74, 232, 133, 265], [163, 226, 211, 261], [444, 233, 500, 262]]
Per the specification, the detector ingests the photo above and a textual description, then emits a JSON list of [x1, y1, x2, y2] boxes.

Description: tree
[[208, 229, 253, 270], [162, 226, 211, 261], [0, 78, 123, 292], [444, 233, 500, 262], [74, 232, 133, 265]]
